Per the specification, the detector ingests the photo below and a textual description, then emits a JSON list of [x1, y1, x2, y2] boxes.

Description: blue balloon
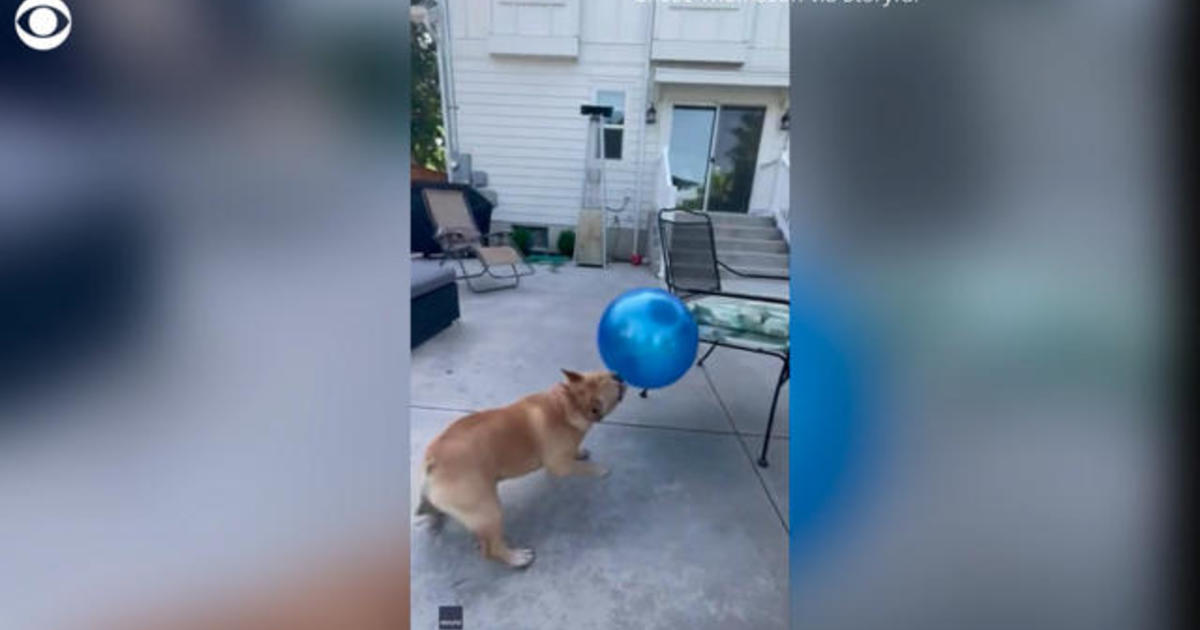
[[597, 288, 699, 389]]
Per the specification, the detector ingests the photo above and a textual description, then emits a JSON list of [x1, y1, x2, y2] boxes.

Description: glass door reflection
[[706, 106, 765, 213], [667, 106, 717, 211]]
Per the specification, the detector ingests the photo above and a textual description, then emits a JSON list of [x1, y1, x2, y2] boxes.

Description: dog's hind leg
[[430, 482, 534, 569], [415, 470, 448, 530], [471, 510, 534, 569]]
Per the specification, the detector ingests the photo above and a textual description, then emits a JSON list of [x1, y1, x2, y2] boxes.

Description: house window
[[511, 224, 550, 252], [596, 90, 625, 160]]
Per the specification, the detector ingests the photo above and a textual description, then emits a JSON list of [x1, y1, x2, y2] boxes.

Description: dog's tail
[[415, 458, 440, 517]]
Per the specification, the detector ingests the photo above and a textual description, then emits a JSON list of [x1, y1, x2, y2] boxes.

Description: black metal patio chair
[[657, 208, 789, 467]]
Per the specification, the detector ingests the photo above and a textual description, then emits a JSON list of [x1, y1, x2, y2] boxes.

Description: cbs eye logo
[[14, 0, 71, 51]]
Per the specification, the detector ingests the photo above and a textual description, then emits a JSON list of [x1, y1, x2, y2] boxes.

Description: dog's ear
[[561, 369, 584, 384]]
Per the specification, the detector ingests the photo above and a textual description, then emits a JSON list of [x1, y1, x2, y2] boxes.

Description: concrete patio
[[410, 262, 789, 629]]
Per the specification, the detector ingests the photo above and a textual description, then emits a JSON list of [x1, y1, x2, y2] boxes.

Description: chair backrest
[[422, 188, 482, 245], [657, 209, 721, 295]]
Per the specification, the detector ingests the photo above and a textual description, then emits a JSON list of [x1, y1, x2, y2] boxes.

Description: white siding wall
[[487, 0, 581, 57], [652, 3, 751, 63], [445, 0, 787, 230], [747, 1, 790, 73]]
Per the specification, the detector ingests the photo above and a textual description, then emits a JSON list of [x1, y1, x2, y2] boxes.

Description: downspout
[[442, 0, 460, 161], [631, 0, 657, 259], [428, 0, 459, 176]]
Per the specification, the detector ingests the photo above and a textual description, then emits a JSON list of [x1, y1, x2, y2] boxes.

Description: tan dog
[[416, 369, 626, 568]]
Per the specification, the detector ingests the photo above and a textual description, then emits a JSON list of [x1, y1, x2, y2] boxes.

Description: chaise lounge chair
[[421, 188, 534, 293]]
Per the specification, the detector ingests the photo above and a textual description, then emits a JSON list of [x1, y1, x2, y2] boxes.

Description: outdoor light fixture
[[780, 110, 789, 130], [646, 105, 657, 125]]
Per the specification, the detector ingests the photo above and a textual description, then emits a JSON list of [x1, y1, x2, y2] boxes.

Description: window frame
[[594, 88, 626, 161], [510, 224, 550, 252]]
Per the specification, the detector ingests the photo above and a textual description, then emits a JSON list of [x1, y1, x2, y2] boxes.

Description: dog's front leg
[[548, 456, 609, 478]]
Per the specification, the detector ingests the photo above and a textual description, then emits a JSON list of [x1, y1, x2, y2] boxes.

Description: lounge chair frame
[[422, 188, 534, 293]]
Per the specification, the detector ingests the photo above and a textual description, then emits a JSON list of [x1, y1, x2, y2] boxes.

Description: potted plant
[[556, 229, 576, 258], [510, 226, 533, 256]]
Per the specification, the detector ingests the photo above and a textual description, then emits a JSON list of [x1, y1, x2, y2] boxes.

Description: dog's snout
[[612, 372, 623, 384]]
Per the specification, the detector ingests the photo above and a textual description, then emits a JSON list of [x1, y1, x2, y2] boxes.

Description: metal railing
[[760, 148, 790, 245], [652, 147, 678, 279]]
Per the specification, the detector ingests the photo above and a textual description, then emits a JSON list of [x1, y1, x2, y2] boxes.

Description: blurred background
[[1, 0, 1186, 628], [1, 1, 409, 628], [787, 2, 1178, 630]]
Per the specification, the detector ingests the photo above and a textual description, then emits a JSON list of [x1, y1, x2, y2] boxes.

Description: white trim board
[[654, 67, 788, 88], [651, 40, 745, 64], [488, 35, 579, 58]]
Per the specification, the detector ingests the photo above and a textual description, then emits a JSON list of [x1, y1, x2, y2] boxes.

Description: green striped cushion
[[687, 296, 789, 353]]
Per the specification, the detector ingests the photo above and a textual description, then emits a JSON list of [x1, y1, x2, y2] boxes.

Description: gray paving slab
[[741, 434, 790, 530], [702, 348, 791, 438], [412, 264, 731, 433], [409, 407, 789, 630]]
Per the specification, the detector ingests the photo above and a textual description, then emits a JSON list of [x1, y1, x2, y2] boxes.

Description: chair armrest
[[717, 260, 789, 282], [481, 230, 512, 246], [678, 288, 789, 306], [434, 228, 474, 245], [435, 226, 467, 239], [434, 233, 477, 258]]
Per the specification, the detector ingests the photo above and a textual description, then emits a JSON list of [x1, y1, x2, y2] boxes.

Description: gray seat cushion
[[411, 259, 457, 298]]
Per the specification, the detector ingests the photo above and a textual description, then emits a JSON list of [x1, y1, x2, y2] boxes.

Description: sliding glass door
[[667, 106, 716, 211], [667, 105, 766, 213]]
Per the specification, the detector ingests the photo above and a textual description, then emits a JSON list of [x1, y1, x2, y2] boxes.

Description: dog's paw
[[506, 548, 536, 569], [575, 448, 591, 461]]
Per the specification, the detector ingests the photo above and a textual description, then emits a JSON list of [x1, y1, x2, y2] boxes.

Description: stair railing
[[653, 147, 678, 279], [759, 145, 790, 246]]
